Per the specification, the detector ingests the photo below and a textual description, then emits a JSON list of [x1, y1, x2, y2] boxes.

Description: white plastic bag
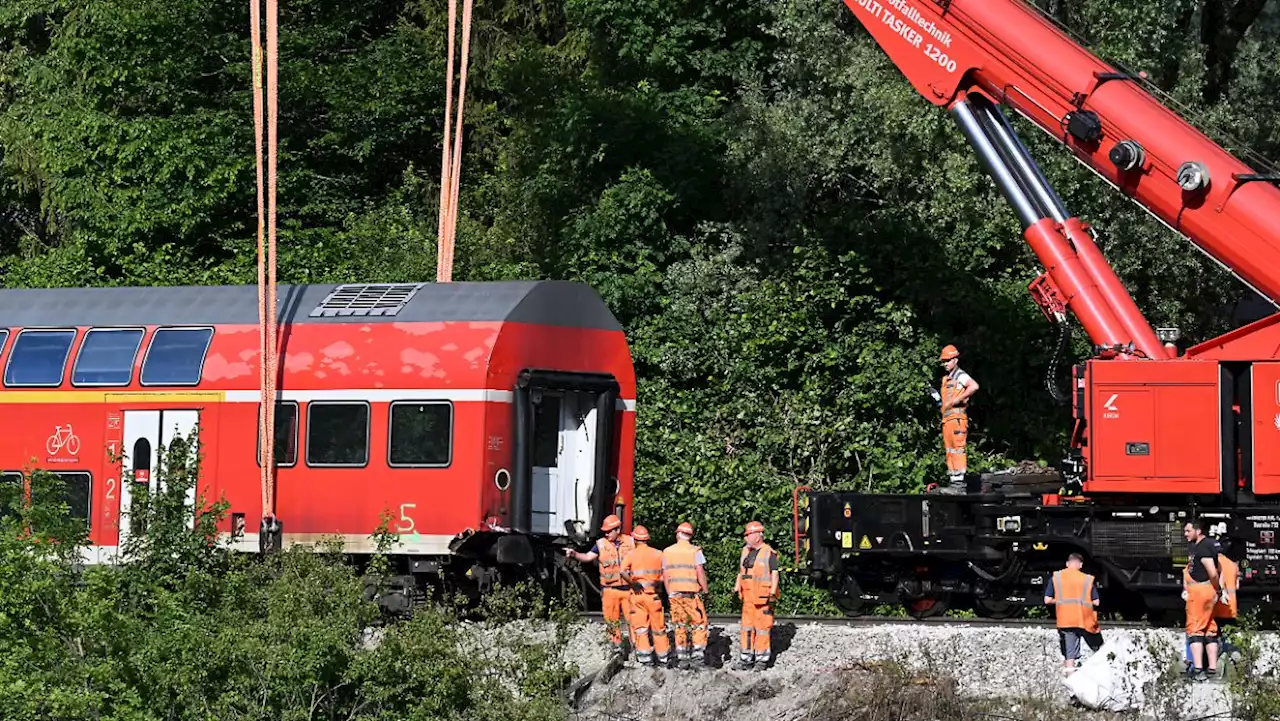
[[1062, 638, 1144, 712]]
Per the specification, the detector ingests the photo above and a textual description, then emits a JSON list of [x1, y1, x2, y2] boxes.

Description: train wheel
[[555, 563, 593, 611], [973, 596, 1022, 620], [832, 574, 866, 617], [901, 590, 951, 619]]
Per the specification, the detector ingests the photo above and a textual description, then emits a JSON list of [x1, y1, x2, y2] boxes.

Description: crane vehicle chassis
[[796, 0, 1280, 623]]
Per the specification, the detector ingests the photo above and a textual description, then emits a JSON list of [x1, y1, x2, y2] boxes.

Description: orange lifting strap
[[436, 0, 473, 283], [250, 0, 281, 551]]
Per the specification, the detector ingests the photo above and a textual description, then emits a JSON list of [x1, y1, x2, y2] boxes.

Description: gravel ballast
[[561, 617, 1280, 720]]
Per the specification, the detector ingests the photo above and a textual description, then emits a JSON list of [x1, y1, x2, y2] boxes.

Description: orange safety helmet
[[601, 514, 622, 532], [632, 525, 650, 542], [676, 521, 694, 536], [744, 520, 764, 537], [940, 344, 960, 361]]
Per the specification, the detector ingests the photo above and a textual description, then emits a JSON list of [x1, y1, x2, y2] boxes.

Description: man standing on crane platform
[[936, 344, 979, 494]]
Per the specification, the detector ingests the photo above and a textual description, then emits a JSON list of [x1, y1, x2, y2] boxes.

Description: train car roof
[[0, 280, 623, 331]]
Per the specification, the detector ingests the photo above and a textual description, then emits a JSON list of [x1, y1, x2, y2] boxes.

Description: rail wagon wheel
[[973, 595, 1022, 620], [832, 573, 867, 617], [556, 562, 594, 611], [901, 589, 951, 619]]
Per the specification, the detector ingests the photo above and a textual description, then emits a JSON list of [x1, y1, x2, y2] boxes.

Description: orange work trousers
[[1185, 582, 1219, 643], [629, 592, 670, 665], [669, 593, 708, 663], [601, 587, 633, 651], [944, 414, 968, 476], [739, 602, 774, 665]]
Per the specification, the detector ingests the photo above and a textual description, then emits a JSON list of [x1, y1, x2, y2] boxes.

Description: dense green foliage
[[1, 0, 1278, 612], [0, 437, 580, 718]]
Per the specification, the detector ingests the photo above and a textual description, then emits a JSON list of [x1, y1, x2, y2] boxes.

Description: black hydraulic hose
[[1045, 320, 1071, 405], [968, 555, 1025, 583]]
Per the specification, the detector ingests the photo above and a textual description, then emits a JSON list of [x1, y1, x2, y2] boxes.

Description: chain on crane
[[251, 0, 282, 554]]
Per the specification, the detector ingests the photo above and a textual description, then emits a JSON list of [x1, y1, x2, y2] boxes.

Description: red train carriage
[[0, 280, 636, 598]]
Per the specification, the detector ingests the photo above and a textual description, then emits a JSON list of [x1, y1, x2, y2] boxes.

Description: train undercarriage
[[796, 469, 1280, 626], [352, 531, 607, 617]]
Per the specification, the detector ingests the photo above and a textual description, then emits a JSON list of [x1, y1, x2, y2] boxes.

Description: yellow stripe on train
[[0, 390, 227, 404]]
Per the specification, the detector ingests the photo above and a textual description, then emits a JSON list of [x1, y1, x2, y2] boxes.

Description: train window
[[4, 328, 76, 387], [140, 327, 214, 386], [54, 472, 91, 522], [0, 471, 89, 526], [388, 401, 452, 467], [0, 471, 20, 519], [532, 394, 562, 468], [26, 471, 91, 527], [306, 402, 369, 467], [0, 330, 9, 359], [72, 328, 145, 386], [256, 402, 299, 467]]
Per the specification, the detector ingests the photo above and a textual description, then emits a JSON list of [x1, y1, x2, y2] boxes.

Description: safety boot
[[732, 659, 755, 671]]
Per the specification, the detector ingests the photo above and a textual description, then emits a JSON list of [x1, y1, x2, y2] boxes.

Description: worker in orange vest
[[620, 525, 671, 667], [1183, 518, 1223, 681], [1043, 552, 1103, 673], [1213, 541, 1240, 623], [733, 520, 779, 671], [565, 514, 635, 657], [662, 521, 709, 670], [935, 344, 978, 494], [1181, 531, 1237, 678], [1181, 541, 1239, 620], [1212, 539, 1241, 667]]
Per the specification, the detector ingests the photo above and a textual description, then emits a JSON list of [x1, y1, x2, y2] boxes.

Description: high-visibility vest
[[662, 541, 702, 594], [597, 534, 635, 589], [1050, 568, 1100, 634], [625, 545, 665, 595], [941, 368, 969, 419], [1215, 555, 1239, 619], [739, 542, 777, 606], [1187, 554, 1240, 619]]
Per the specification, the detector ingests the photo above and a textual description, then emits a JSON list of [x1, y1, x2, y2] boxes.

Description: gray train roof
[[0, 280, 623, 331]]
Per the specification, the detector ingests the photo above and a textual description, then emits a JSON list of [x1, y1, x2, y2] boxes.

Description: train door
[[119, 409, 200, 546], [530, 390, 598, 537]]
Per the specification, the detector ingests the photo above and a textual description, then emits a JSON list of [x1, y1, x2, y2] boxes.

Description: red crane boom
[[843, 0, 1280, 356], [842, 0, 1280, 497]]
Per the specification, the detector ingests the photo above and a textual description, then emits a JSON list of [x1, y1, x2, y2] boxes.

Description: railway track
[[577, 611, 1155, 629]]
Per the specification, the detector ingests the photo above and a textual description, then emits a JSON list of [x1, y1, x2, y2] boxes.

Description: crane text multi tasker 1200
[[796, 0, 1280, 621]]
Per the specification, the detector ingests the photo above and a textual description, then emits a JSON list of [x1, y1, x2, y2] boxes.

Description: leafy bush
[[0, 431, 579, 720]]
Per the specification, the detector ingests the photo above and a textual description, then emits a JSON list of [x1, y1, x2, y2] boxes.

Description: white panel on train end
[[532, 390, 598, 537]]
